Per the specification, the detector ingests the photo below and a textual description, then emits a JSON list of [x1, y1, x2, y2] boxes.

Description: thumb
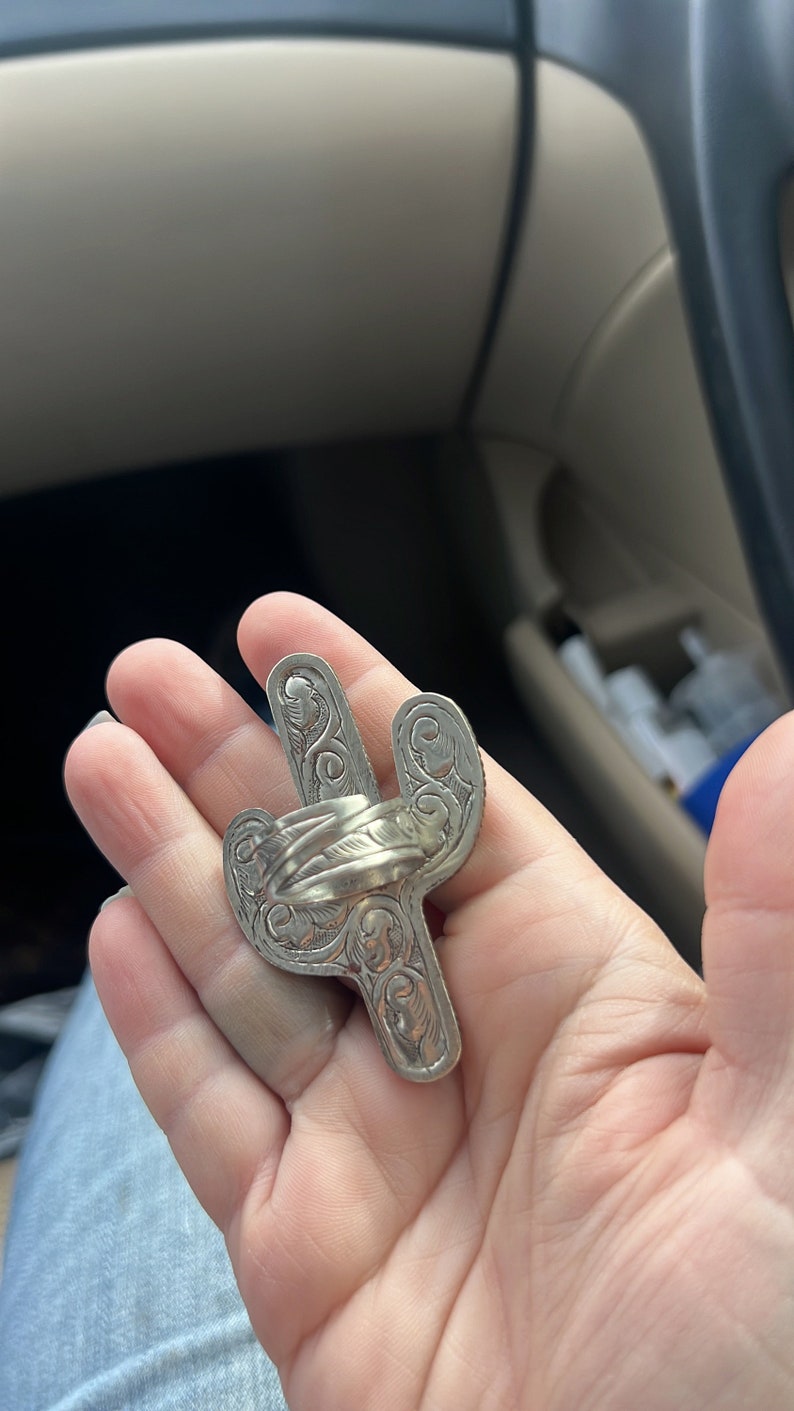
[[701, 711, 794, 1124]]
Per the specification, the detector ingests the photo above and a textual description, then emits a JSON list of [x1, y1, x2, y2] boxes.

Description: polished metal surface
[[223, 654, 484, 1082]]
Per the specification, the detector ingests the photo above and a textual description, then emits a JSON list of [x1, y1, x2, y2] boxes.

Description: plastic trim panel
[[0, 0, 517, 57], [535, 0, 794, 688]]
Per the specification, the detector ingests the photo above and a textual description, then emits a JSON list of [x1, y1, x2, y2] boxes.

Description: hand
[[65, 594, 794, 1410]]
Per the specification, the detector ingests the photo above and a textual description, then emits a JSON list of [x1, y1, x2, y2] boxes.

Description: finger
[[238, 593, 573, 913], [701, 712, 794, 1134], [65, 721, 353, 1101], [105, 638, 305, 832], [89, 892, 287, 1233]]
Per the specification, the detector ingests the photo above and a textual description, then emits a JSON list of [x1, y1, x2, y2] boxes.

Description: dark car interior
[[2, 0, 794, 1230]]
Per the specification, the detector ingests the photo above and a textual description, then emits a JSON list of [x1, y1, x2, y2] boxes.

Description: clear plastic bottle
[[606, 665, 717, 793], [671, 628, 781, 754]]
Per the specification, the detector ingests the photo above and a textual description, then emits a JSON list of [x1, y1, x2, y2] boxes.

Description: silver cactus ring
[[223, 654, 485, 1083]]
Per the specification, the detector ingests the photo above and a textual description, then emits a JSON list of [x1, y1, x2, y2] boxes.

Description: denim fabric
[[0, 974, 288, 1410]]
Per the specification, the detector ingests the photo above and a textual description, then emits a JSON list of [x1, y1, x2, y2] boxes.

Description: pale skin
[[64, 592, 794, 1410]]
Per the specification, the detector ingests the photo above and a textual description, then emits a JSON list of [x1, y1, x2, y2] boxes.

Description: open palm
[[65, 594, 794, 1410]]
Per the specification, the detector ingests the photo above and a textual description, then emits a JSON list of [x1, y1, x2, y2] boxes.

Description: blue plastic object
[[680, 733, 759, 834]]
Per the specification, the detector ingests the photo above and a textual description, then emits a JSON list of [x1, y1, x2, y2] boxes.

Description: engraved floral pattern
[[224, 656, 483, 1081]]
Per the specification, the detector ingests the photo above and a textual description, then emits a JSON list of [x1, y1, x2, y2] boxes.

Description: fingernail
[[83, 710, 116, 731], [100, 884, 134, 911]]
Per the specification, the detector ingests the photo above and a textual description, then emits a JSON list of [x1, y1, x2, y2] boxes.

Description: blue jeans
[[0, 974, 288, 1410]]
